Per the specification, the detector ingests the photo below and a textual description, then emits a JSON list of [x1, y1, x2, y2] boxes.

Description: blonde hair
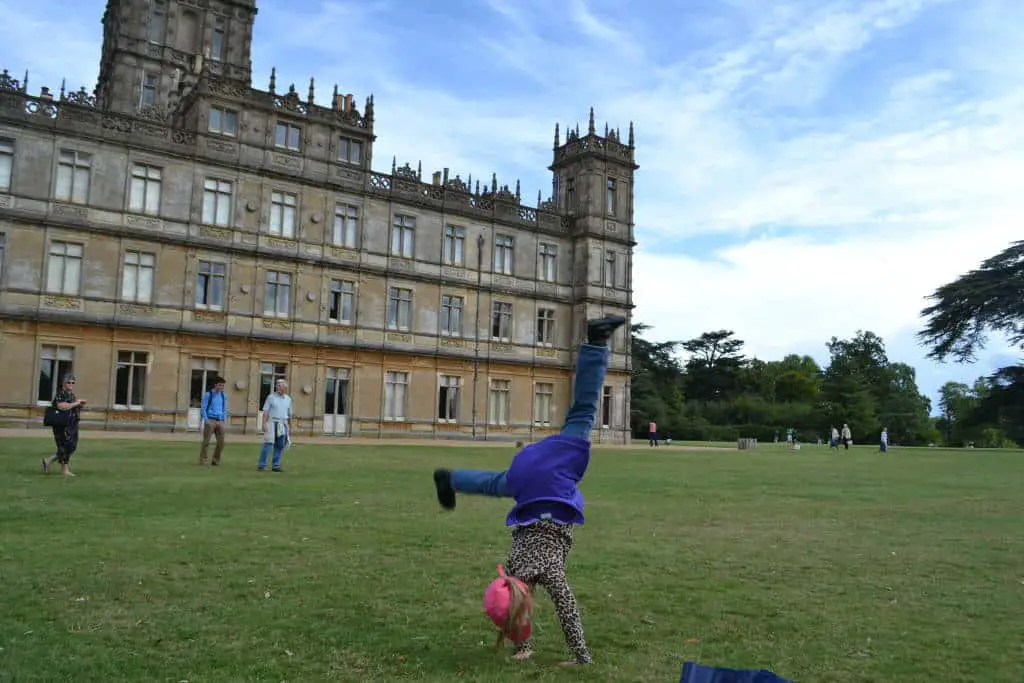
[[494, 576, 533, 649]]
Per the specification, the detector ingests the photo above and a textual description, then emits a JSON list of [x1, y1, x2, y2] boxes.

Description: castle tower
[[550, 108, 637, 441], [96, 0, 258, 115]]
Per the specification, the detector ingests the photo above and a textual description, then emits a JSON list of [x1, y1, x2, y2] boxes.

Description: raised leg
[[432, 467, 509, 510], [560, 316, 625, 440]]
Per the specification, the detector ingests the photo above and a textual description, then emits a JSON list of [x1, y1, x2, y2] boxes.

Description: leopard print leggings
[[505, 520, 592, 664]]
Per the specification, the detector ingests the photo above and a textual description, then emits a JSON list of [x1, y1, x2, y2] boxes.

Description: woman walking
[[43, 373, 86, 477]]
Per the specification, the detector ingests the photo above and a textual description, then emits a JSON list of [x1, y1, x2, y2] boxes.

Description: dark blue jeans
[[450, 343, 608, 497]]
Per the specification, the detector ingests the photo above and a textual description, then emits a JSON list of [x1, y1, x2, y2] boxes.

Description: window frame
[[195, 259, 226, 309], [114, 349, 149, 410], [263, 269, 292, 317]]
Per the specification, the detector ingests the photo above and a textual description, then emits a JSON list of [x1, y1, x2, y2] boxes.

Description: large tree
[[918, 240, 1024, 362], [682, 330, 746, 403], [629, 324, 685, 434], [918, 240, 1024, 446]]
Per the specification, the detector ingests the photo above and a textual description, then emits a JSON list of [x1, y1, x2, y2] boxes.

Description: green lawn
[[2, 438, 1022, 682]]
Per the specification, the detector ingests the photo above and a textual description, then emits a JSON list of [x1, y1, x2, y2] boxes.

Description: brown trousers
[[199, 420, 226, 464]]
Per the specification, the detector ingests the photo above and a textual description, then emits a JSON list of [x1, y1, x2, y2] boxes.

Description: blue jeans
[[450, 343, 608, 497], [259, 423, 288, 470]]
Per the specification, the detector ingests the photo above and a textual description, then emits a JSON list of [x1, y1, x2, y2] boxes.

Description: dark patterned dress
[[51, 387, 80, 464]]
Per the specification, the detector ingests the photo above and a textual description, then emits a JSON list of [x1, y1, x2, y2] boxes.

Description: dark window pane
[[131, 366, 147, 406], [37, 359, 54, 402], [115, 364, 130, 404]]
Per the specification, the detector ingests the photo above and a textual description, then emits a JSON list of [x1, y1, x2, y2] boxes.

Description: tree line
[[630, 239, 1024, 448]]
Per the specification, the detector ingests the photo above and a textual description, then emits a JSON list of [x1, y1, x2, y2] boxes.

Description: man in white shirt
[[258, 379, 292, 472], [880, 427, 889, 453]]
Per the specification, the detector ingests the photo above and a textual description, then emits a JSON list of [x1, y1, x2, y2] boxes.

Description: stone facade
[[0, 0, 637, 442]]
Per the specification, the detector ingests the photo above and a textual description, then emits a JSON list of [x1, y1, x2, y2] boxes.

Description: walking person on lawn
[[198, 376, 228, 466], [43, 373, 86, 478], [258, 379, 292, 472]]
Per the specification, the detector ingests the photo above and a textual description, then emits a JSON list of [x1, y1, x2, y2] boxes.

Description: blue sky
[[2, 0, 1022, 411]]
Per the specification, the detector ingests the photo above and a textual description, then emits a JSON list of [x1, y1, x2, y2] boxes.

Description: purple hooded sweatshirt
[[504, 434, 590, 527]]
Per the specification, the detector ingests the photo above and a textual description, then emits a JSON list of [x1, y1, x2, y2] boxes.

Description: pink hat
[[483, 564, 533, 642]]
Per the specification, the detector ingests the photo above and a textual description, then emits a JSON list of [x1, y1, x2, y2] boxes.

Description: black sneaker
[[586, 315, 627, 346], [433, 468, 456, 510], [271, 468, 282, 473]]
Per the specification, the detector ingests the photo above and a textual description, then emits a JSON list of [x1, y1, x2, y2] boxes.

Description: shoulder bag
[[43, 405, 72, 428]]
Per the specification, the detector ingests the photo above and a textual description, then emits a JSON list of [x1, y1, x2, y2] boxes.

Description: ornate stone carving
[[126, 215, 161, 230], [266, 237, 296, 251], [273, 154, 298, 168], [368, 173, 392, 192], [201, 225, 231, 240], [109, 411, 147, 423], [536, 347, 557, 358], [332, 166, 362, 183], [0, 69, 23, 93], [388, 258, 413, 272], [207, 139, 237, 154], [0, 194, 10, 209], [52, 203, 88, 219], [331, 247, 358, 262], [206, 78, 250, 99], [441, 266, 469, 280], [385, 332, 412, 343], [393, 162, 418, 180], [42, 295, 82, 310], [440, 337, 466, 348], [492, 275, 515, 289], [118, 302, 154, 316], [490, 344, 513, 354], [261, 318, 293, 330]]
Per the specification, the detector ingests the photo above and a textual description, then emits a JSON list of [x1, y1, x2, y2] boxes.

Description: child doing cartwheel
[[432, 314, 626, 666]]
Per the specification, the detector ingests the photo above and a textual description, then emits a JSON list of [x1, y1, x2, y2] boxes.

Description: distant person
[[258, 379, 292, 472], [42, 373, 86, 478], [648, 420, 658, 447], [841, 424, 852, 450], [198, 376, 228, 466], [880, 427, 889, 453], [830, 426, 840, 449]]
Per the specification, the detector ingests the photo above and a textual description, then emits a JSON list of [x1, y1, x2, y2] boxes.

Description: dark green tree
[[682, 330, 746, 403], [629, 324, 685, 436], [918, 240, 1024, 362], [918, 240, 1024, 446], [820, 331, 887, 437]]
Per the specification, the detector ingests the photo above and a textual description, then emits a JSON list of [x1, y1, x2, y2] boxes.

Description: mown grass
[[1, 437, 1022, 682]]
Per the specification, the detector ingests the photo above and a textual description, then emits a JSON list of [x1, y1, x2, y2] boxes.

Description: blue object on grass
[[680, 661, 793, 683]]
